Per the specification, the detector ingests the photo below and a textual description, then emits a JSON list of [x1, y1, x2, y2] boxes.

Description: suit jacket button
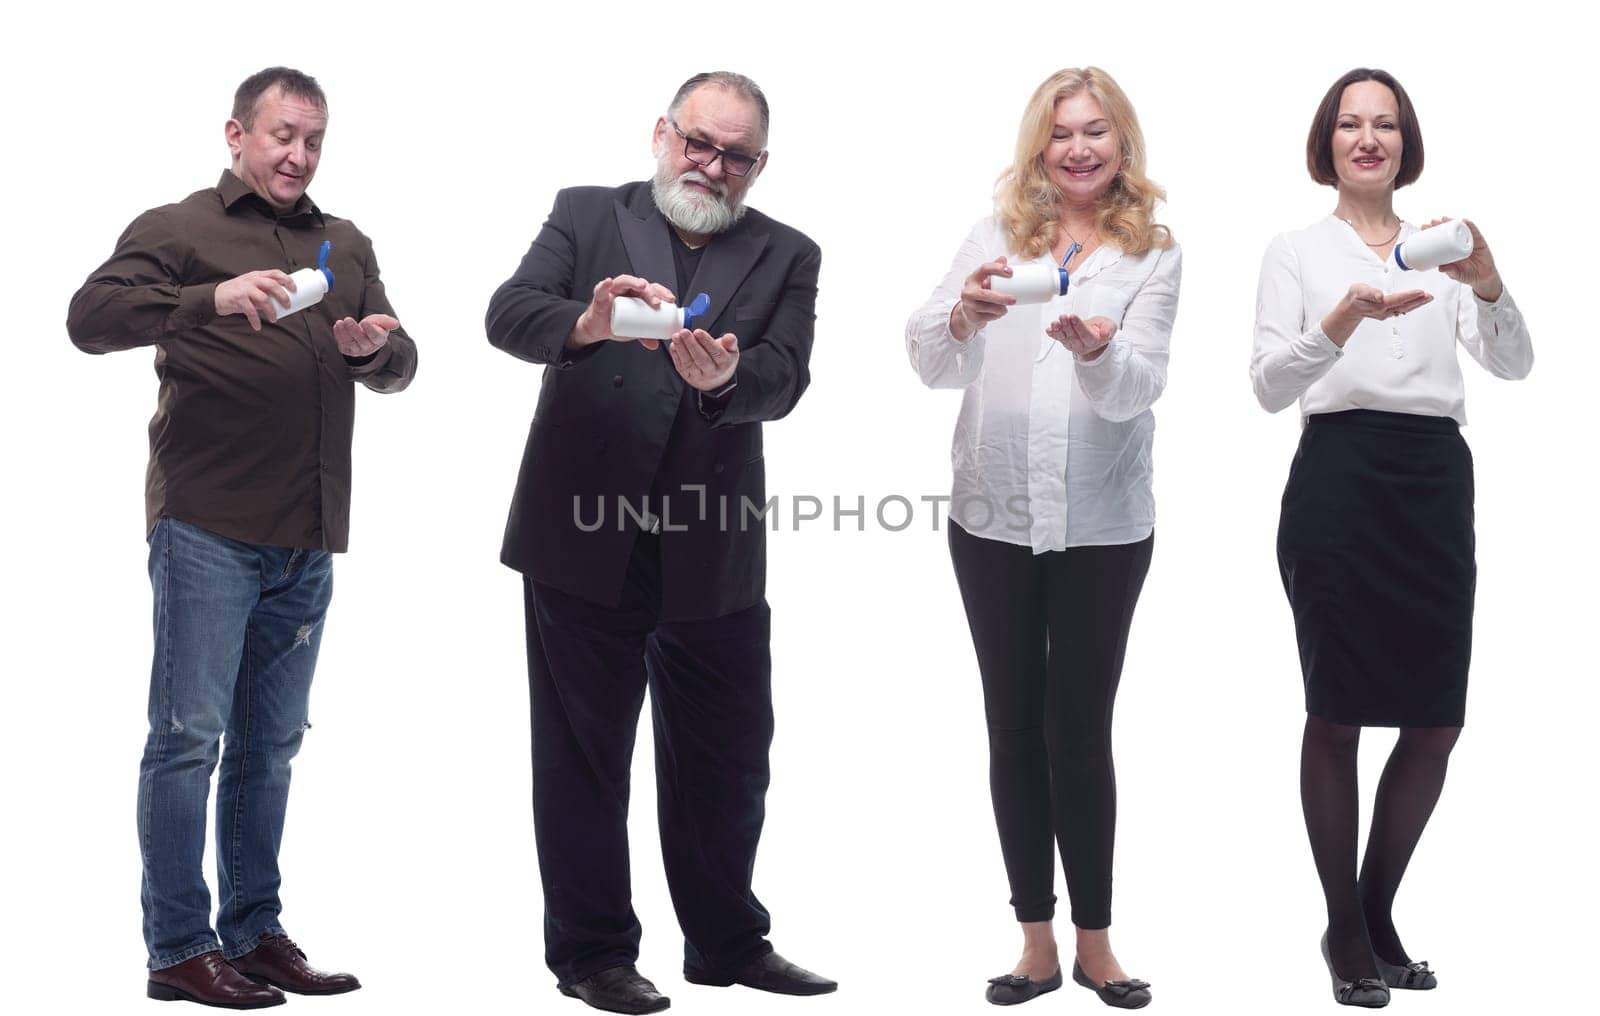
[[613, 374, 624, 387], [713, 463, 724, 475]]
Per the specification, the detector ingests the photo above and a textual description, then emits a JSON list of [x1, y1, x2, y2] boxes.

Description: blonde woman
[[907, 67, 1177, 1010]]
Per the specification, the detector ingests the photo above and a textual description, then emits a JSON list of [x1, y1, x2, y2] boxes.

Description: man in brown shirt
[[67, 66, 415, 1008]]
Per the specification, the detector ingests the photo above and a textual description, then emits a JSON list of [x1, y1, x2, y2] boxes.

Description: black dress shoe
[[684, 950, 837, 995], [985, 967, 1062, 1005], [1376, 956, 1437, 990], [559, 965, 670, 1014], [1071, 960, 1152, 1009], [1320, 933, 1390, 1008]]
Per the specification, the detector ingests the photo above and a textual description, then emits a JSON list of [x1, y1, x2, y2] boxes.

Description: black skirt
[[1277, 410, 1475, 727]]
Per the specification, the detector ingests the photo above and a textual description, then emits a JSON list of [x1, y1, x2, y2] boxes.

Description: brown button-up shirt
[[67, 171, 417, 552]]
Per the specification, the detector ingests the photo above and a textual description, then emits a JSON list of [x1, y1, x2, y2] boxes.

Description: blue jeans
[[137, 517, 333, 970]]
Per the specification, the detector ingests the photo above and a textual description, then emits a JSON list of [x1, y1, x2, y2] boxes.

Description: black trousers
[[948, 521, 1153, 929], [523, 533, 774, 987]]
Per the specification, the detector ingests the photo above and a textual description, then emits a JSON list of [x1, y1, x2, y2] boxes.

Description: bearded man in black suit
[[486, 71, 834, 1015]]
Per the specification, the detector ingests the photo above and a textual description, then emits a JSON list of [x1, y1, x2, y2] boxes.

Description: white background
[[4, 2, 1594, 1014]]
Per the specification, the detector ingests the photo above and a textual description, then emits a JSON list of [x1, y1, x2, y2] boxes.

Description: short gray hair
[[667, 71, 770, 147]]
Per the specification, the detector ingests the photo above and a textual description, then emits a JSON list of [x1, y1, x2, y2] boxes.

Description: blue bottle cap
[[683, 292, 711, 330], [1392, 243, 1411, 271], [316, 240, 335, 290], [1055, 242, 1077, 295]]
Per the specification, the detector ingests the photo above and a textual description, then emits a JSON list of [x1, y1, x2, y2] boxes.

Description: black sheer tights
[[1301, 715, 1461, 978]]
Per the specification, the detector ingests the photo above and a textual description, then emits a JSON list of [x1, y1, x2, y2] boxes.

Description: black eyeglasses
[[671, 121, 762, 178]]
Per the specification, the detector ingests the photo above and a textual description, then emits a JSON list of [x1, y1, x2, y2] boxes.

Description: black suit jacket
[[487, 181, 821, 621]]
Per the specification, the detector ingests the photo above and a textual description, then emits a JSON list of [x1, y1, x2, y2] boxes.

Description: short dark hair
[[232, 67, 327, 129], [1306, 68, 1424, 189], [668, 71, 770, 147]]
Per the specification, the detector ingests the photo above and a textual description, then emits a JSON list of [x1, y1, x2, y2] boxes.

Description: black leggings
[[948, 521, 1153, 929]]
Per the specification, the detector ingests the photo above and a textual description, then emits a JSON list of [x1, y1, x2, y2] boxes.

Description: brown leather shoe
[[147, 951, 286, 1008], [229, 934, 361, 996]]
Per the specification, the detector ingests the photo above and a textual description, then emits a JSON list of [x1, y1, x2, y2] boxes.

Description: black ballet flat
[[1320, 932, 1390, 1008], [985, 968, 1062, 1006], [1376, 956, 1436, 990], [1071, 960, 1151, 1009]]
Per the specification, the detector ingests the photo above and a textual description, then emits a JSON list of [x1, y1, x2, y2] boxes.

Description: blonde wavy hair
[[996, 67, 1172, 260]]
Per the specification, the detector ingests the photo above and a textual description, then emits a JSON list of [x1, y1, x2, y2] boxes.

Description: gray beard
[[651, 163, 748, 236]]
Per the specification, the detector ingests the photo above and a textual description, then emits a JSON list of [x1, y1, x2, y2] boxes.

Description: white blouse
[[1251, 215, 1533, 423], [907, 215, 1181, 553]]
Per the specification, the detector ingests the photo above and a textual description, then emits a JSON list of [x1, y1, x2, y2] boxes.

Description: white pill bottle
[[990, 264, 1070, 303], [1393, 220, 1474, 272], [274, 240, 334, 319], [611, 291, 712, 340]]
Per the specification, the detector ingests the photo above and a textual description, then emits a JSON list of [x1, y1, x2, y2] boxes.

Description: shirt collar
[[216, 169, 323, 224]]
